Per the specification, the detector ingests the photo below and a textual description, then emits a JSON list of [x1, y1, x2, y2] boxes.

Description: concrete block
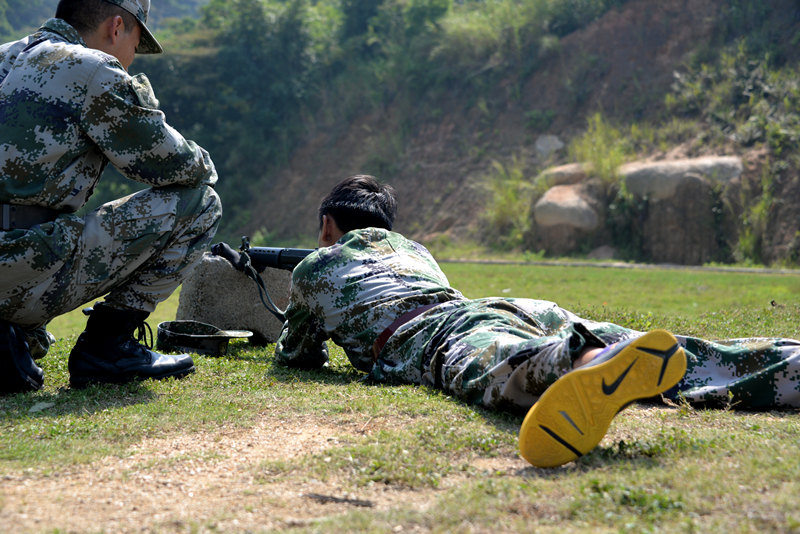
[[176, 253, 291, 344]]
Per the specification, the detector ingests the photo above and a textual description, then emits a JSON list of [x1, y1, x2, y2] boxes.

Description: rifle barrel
[[248, 247, 315, 271]]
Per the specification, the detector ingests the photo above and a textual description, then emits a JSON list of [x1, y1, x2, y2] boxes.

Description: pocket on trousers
[[114, 214, 172, 258], [76, 207, 171, 285]]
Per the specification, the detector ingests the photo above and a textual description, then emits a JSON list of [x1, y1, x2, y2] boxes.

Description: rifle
[[246, 244, 315, 272], [211, 237, 315, 321]]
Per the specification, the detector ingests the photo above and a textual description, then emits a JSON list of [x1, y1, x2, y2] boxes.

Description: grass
[[443, 261, 800, 317], [568, 112, 631, 184], [4, 263, 800, 532]]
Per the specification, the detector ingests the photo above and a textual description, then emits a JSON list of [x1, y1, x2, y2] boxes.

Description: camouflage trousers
[[395, 298, 800, 411], [0, 184, 221, 356]]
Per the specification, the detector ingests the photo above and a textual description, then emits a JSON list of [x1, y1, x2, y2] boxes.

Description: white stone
[[621, 156, 743, 200], [176, 253, 291, 344], [535, 135, 565, 157], [539, 162, 588, 186], [533, 185, 598, 230]]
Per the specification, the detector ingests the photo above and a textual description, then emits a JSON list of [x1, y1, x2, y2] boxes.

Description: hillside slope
[[242, 0, 723, 243]]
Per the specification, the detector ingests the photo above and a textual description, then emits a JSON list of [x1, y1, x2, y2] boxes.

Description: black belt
[[1, 204, 61, 231]]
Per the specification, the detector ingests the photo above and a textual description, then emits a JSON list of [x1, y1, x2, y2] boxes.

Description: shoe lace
[[134, 321, 154, 350]]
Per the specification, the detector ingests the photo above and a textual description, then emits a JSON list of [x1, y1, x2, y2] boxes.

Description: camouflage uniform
[[0, 19, 221, 354], [276, 229, 800, 410]]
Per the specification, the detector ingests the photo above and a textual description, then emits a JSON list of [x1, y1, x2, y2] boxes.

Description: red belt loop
[[372, 303, 441, 362]]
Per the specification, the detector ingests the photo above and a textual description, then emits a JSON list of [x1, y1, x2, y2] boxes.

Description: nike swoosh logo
[[602, 357, 638, 395]]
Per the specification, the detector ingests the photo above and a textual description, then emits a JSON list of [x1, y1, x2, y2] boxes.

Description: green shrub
[[668, 42, 800, 155], [525, 109, 555, 131], [568, 112, 631, 183], [734, 160, 775, 265], [479, 156, 535, 250]]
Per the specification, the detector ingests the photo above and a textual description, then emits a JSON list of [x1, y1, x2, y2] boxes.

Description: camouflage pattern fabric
[[277, 229, 800, 410], [0, 20, 221, 336], [1, 184, 220, 326]]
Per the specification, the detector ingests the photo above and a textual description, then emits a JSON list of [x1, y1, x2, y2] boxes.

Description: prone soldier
[[270, 175, 800, 468], [0, 0, 221, 393]]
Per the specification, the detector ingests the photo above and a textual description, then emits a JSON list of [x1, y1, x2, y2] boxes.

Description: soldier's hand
[[211, 242, 246, 271]]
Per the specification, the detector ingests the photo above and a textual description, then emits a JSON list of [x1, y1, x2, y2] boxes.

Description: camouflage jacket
[[275, 229, 465, 374], [0, 19, 217, 297]]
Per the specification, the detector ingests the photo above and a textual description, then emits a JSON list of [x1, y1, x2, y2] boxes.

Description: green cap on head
[[102, 0, 163, 54]]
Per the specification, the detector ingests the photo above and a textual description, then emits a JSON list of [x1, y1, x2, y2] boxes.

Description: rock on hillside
[[532, 156, 746, 265], [622, 157, 743, 200]]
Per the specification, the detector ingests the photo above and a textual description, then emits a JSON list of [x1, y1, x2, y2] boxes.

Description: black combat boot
[[0, 320, 44, 394], [68, 303, 195, 389]]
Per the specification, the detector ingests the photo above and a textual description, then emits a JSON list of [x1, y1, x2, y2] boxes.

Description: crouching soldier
[[0, 0, 221, 393]]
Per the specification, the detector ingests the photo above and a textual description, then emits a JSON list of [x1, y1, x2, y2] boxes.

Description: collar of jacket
[[37, 18, 88, 49]]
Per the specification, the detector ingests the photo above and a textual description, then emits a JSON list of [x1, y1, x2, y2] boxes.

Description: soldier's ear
[[109, 15, 125, 43], [319, 215, 333, 244], [319, 215, 343, 248]]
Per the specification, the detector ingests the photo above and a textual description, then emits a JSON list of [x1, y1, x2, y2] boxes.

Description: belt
[[1, 204, 61, 231], [372, 302, 442, 362]]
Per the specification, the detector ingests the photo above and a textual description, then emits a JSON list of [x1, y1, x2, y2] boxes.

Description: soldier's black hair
[[56, 0, 138, 36], [318, 175, 397, 233]]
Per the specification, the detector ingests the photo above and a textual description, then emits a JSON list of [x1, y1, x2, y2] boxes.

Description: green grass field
[[46, 262, 800, 339], [3, 263, 800, 533]]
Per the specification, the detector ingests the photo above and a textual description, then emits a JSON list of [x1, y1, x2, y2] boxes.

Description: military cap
[[102, 0, 163, 54]]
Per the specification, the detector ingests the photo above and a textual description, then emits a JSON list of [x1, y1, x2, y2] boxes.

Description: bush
[[479, 156, 535, 250], [667, 43, 800, 155], [568, 112, 631, 183]]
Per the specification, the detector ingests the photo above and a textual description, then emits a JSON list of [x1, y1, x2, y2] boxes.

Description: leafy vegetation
[[667, 45, 800, 157], [478, 156, 536, 250], [0, 0, 211, 40], [568, 112, 631, 184]]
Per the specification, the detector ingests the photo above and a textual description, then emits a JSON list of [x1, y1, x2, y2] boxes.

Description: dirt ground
[[0, 416, 528, 533]]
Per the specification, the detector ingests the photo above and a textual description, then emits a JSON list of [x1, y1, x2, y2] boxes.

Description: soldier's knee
[[167, 184, 221, 221], [203, 186, 222, 215]]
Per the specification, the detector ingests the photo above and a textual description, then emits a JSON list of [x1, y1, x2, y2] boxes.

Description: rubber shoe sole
[[519, 329, 687, 468]]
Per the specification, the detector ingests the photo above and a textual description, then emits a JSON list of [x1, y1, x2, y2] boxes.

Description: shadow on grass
[[265, 359, 367, 386], [0, 381, 159, 421]]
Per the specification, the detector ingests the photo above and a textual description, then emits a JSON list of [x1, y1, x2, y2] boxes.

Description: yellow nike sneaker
[[519, 329, 687, 468]]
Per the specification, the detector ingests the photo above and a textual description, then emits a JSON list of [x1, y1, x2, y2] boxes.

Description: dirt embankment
[[240, 0, 798, 264]]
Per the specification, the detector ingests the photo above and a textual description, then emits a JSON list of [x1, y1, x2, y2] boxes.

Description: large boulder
[[176, 254, 291, 344], [640, 172, 722, 264], [622, 156, 742, 200], [533, 185, 599, 230], [619, 157, 742, 264], [531, 184, 601, 255]]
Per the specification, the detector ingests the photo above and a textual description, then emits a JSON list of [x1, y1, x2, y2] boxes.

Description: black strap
[[240, 250, 288, 323], [1, 204, 60, 231]]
